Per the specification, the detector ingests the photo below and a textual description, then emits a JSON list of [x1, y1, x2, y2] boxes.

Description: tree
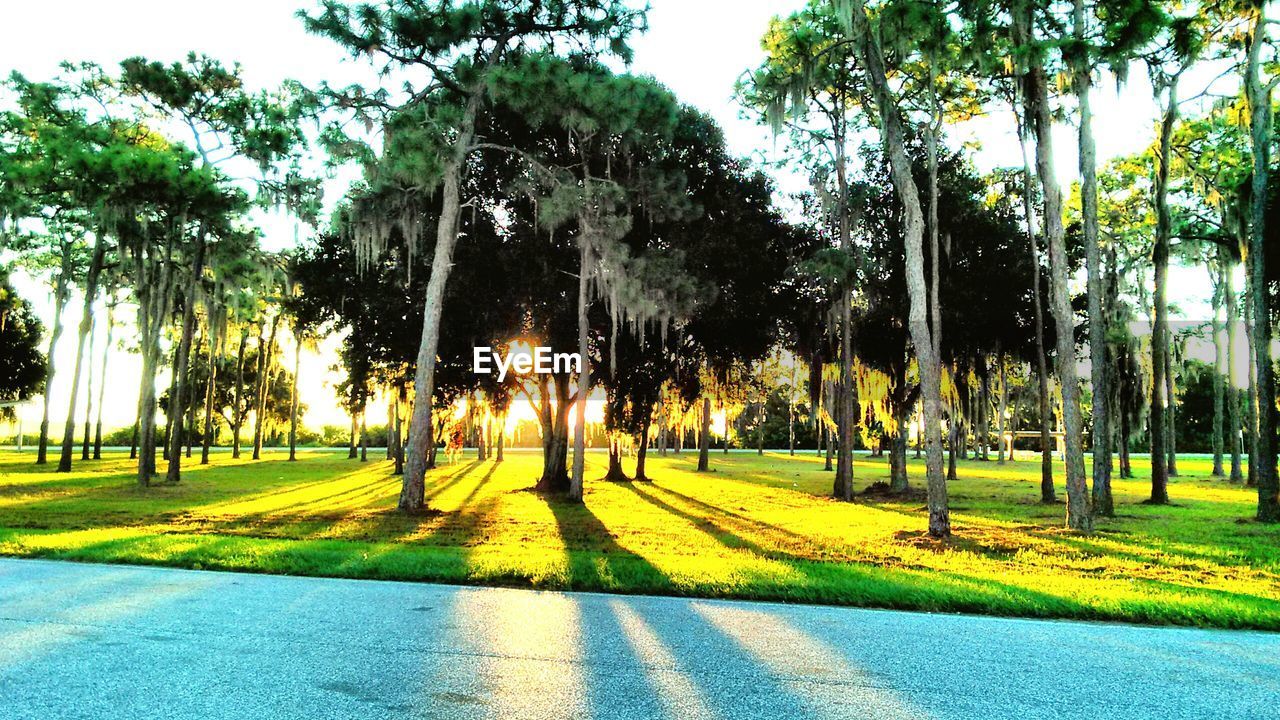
[[114, 54, 313, 483], [1066, 0, 1164, 516], [1241, 1, 1279, 521], [1143, 14, 1206, 504], [840, 0, 950, 537], [302, 0, 644, 512], [0, 266, 45, 416], [741, 1, 863, 501], [0, 76, 96, 467], [990, 0, 1093, 529], [486, 55, 690, 501]]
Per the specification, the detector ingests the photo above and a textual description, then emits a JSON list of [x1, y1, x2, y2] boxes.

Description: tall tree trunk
[[231, 326, 249, 459], [979, 359, 991, 460], [92, 305, 113, 460], [723, 405, 730, 454], [824, 423, 834, 471], [537, 374, 571, 491], [253, 315, 279, 461], [1017, 112, 1056, 503], [890, 365, 909, 493], [201, 313, 222, 466], [697, 395, 712, 472], [834, 136, 856, 501], [386, 388, 397, 461], [947, 414, 958, 482], [1019, 7, 1091, 530], [1211, 260, 1226, 477], [658, 403, 668, 456], [288, 331, 301, 462], [1227, 251, 1244, 483], [1246, 292, 1258, 488], [136, 342, 160, 484], [400, 91, 481, 512], [1166, 344, 1179, 476], [605, 435, 629, 481], [359, 404, 368, 462], [348, 412, 359, 460], [756, 402, 765, 456], [1245, 8, 1278, 520], [162, 342, 179, 463], [635, 408, 652, 481], [394, 383, 407, 475], [1073, 0, 1110, 521], [997, 350, 1008, 465], [166, 234, 206, 483], [569, 241, 590, 502], [1119, 399, 1133, 479], [38, 243, 73, 465], [185, 325, 203, 459], [136, 233, 178, 485], [58, 233, 107, 472], [495, 413, 505, 462], [849, 0, 948, 536], [80, 299, 97, 462], [1148, 74, 1178, 506], [788, 361, 797, 457]]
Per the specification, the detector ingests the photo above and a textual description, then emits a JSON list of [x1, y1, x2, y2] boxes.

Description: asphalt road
[[0, 558, 1275, 719]]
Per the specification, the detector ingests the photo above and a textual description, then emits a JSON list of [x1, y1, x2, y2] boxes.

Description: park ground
[[0, 447, 1277, 630]]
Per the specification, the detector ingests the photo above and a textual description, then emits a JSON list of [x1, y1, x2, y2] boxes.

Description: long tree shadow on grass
[[544, 490, 671, 594], [617, 482, 1242, 625]]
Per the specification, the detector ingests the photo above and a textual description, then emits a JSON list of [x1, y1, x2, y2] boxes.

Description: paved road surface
[[0, 558, 1275, 719]]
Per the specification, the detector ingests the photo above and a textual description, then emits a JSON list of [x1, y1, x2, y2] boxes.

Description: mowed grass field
[[0, 447, 1277, 629]]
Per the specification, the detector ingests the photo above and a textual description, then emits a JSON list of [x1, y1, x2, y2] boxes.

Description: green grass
[[1, 447, 1277, 630]]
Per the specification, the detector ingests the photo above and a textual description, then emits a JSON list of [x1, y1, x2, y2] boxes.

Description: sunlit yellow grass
[[0, 448, 1276, 629]]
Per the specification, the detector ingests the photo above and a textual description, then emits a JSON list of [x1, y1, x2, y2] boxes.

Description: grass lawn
[[0, 447, 1277, 630]]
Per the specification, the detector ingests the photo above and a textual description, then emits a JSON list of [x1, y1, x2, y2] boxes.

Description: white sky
[[0, 0, 1240, 432]]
